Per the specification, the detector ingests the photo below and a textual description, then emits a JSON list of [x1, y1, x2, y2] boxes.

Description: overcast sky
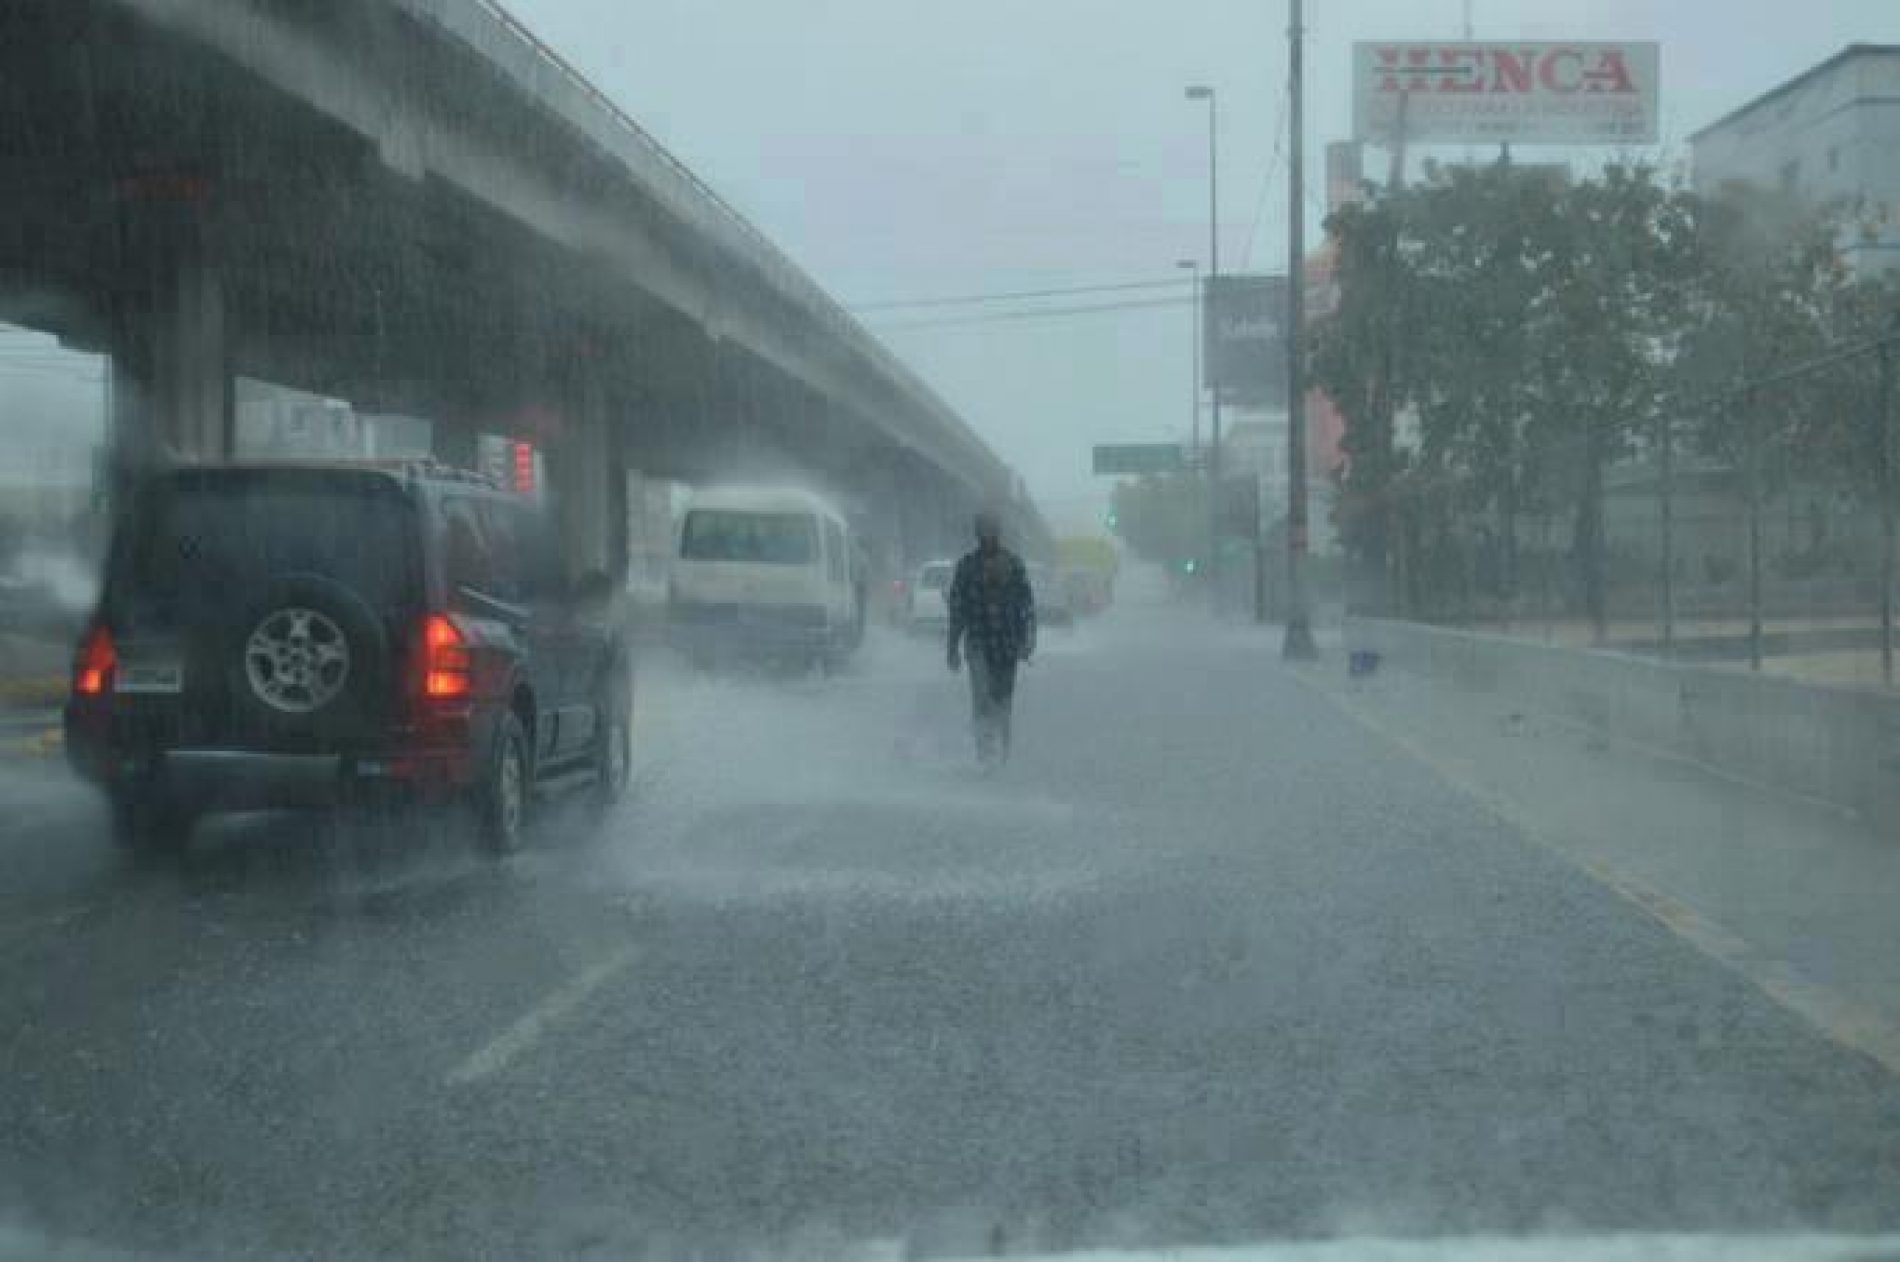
[[8, 4, 1897, 518], [497, 0, 1900, 529]]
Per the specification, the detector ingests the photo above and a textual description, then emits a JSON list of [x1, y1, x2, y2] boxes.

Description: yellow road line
[[0, 728, 61, 759], [0, 676, 66, 705], [1293, 667, 1900, 1079]]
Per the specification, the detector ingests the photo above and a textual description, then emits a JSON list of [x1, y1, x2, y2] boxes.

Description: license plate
[[117, 663, 184, 694]]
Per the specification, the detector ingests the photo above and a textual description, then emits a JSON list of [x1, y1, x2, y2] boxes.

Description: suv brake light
[[422, 613, 471, 699], [74, 624, 117, 697]]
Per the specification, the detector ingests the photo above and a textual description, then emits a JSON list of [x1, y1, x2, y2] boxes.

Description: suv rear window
[[116, 471, 419, 616], [438, 495, 559, 605], [681, 510, 816, 565], [920, 564, 952, 591]]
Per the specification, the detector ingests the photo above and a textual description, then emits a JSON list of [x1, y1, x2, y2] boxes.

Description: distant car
[[64, 461, 634, 859], [1062, 566, 1113, 618], [883, 574, 911, 628], [907, 560, 956, 635], [668, 486, 863, 670], [1029, 563, 1074, 628]]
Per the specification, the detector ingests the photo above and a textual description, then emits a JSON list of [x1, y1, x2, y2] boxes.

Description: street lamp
[[1185, 84, 1221, 597], [1176, 259, 1201, 460], [1281, 0, 1317, 655]]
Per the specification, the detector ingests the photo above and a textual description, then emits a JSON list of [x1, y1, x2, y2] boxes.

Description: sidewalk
[[1299, 650, 1900, 1075], [0, 632, 67, 758], [1457, 615, 1898, 692]]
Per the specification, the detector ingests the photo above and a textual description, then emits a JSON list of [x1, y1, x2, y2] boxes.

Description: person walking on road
[[946, 510, 1036, 767]]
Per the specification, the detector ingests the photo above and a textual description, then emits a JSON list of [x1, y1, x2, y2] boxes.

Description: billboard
[[1204, 274, 1287, 406], [1352, 42, 1659, 146]]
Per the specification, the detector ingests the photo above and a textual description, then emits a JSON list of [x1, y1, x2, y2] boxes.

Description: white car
[[907, 560, 956, 635]]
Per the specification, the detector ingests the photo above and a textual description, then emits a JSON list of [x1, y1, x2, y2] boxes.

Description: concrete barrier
[[1345, 618, 1900, 825]]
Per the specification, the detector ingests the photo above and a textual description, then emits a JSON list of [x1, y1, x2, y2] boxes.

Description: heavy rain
[[6, 2, 1900, 1260]]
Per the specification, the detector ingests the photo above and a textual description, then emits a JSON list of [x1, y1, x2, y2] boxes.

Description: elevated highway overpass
[[0, 0, 1048, 575]]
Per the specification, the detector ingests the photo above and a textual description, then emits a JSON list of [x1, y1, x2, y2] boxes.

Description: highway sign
[[1093, 444, 1185, 476]]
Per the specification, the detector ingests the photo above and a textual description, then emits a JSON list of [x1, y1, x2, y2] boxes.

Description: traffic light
[[1105, 507, 1119, 530]]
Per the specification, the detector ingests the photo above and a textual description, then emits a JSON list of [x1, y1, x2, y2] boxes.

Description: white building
[[1690, 44, 1900, 273], [1218, 411, 1340, 554], [1220, 412, 1286, 512]]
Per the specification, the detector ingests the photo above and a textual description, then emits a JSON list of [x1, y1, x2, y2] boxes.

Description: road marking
[[0, 903, 94, 953], [0, 677, 65, 706], [1293, 667, 1900, 1080], [445, 943, 639, 1087], [0, 725, 61, 759]]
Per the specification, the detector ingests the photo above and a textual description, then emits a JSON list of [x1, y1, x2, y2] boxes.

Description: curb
[[0, 676, 66, 707], [0, 727, 62, 760]]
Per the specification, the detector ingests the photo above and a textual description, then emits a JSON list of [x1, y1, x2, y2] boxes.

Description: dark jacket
[[947, 546, 1037, 662]]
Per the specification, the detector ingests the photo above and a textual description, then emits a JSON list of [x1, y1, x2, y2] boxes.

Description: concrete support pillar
[[110, 250, 230, 487], [892, 461, 932, 567], [546, 377, 625, 584], [938, 480, 968, 558]]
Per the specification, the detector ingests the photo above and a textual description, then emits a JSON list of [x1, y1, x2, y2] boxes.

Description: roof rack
[[388, 458, 507, 491]]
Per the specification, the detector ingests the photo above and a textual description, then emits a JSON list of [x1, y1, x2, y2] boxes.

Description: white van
[[669, 486, 863, 667]]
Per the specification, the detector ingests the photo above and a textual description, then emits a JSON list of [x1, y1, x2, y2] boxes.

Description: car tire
[[590, 699, 632, 817], [474, 712, 530, 856], [109, 788, 191, 859]]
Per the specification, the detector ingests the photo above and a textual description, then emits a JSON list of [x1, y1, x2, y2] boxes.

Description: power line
[[873, 293, 1196, 333], [851, 276, 1191, 313], [1242, 73, 1294, 270]]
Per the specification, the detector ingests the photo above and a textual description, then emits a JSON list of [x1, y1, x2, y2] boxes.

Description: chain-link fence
[[1355, 329, 1900, 691]]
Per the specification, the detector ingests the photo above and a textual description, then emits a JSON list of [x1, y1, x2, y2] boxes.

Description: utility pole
[[1177, 259, 1202, 460], [1880, 339, 1895, 686], [1187, 86, 1222, 598], [1281, 0, 1318, 657], [1659, 410, 1675, 656], [1746, 385, 1763, 672]]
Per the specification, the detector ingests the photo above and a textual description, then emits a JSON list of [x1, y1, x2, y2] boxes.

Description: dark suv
[[65, 461, 633, 857]]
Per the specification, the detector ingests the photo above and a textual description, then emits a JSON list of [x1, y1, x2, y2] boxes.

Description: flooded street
[[6, 602, 1900, 1258]]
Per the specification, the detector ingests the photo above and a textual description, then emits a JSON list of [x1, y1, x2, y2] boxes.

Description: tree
[[1406, 159, 1571, 606], [1676, 183, 1844, 470], [1109, 475, 1204, 571], [1310, 195, 1417, 606], [1527, 165, 1702, 635], [1313, 162, 1751, 633]]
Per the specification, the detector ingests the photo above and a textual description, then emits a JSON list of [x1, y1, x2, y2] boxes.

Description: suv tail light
[[422, 613, 472, 699], [74, 624, 117, 697]]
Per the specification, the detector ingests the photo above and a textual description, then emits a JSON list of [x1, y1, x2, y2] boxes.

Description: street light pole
[[1187, 85, 1221, 594], [1282, 0, 1317, 656], [1177, 259, 1202, 460]]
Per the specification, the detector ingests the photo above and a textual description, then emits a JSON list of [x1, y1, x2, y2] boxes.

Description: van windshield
[[680, 510, 817, 566]]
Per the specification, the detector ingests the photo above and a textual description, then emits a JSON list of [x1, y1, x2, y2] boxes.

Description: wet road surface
[[4, 604, 1900, 1259]]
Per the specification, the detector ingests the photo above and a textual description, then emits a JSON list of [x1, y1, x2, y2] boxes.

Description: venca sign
[[1352, 42, 1660, 146]]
